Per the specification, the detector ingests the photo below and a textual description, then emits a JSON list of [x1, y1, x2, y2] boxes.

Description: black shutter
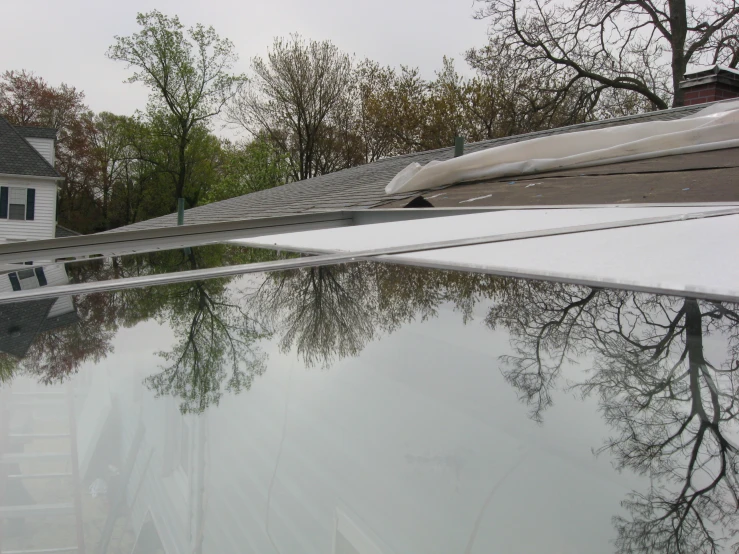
[[8, 273, 20, 291], [26, 188, 35, 221], [34, 267, 47, 286], [0, 187, 7, 219]]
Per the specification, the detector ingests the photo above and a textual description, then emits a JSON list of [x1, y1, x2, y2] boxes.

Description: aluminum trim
[[1, 207, 738, 304]]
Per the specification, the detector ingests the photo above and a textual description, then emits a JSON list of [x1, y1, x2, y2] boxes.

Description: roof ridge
[[14, 124, 58, 132]]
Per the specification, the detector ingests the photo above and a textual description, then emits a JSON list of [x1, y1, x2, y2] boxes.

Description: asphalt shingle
[[0, 117, 60, 178], [14, 126, 58, 140]]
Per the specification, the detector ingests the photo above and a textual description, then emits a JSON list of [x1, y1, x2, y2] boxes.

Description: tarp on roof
[[385, 101, 739, 195]]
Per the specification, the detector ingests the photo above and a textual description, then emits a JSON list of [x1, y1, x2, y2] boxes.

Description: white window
[[15, 268, 39, 289], [8, 267, 46, 291], [9, 188, 27, 220]]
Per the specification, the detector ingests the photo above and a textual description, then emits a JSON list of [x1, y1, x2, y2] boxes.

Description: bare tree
[[474, 0, 739, 109], [228, 35, 355, 181], [487, 281, 739, 551]]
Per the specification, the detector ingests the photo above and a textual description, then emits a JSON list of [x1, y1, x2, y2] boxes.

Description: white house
[[0, 117, 63, 243]]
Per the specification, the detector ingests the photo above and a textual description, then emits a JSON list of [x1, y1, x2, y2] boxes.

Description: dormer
[[13, 126, 57, 166]]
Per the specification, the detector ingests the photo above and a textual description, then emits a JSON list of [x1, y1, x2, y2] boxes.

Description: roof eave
[[0, 172, 62, 182]]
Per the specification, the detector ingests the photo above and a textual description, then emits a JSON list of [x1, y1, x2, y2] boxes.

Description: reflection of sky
[[199, 300, 647, 553], [5, 271, 736, 553]]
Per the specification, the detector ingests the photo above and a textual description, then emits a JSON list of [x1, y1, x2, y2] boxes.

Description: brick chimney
[[679, 66, 739, 106]]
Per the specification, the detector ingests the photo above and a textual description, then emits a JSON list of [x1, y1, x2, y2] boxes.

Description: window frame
[[0, 186, 35, 221], [8, 188, 27, 221], [8, 267, 47, 291]]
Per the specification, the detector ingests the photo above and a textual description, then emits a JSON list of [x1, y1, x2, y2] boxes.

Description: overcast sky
[[0, 0, 487, 120]]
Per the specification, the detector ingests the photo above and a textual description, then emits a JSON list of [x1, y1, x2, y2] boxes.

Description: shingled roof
[[0, 297, 57, 358], [0, 117, 60, 179], [14, 125, 58, 140], [115, 102, 713, 232]]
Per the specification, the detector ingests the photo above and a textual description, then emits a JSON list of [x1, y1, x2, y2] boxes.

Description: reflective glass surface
[[0, 260, 737, 553]]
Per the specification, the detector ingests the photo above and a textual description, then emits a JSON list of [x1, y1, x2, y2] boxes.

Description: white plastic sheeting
[[385, 101, 739, 195], [232, 206, 739, 301]]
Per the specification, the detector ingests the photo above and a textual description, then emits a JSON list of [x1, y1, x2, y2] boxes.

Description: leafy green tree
[[107, 11, 245, 209], [204, 136, 288, 204]]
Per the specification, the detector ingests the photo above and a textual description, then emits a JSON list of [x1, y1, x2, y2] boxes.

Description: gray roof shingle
[[55, 225, 80, 238], [0, 117, 60, 178], [0, 298, 56, 358], [113, 102, 712, 232], [14, 126, 58, 140]]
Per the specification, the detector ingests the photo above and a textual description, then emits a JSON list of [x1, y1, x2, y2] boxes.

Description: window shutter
[[34, 267, 47, 286], [0, 187, 7, 219], [26, 188, 35, 221], [8, 273, 20, 291]]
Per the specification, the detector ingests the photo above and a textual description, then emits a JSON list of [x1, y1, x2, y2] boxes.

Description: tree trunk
[[669, 0, 688, 107], [176, 128, 188, 205], [684, 297, 708, 420]]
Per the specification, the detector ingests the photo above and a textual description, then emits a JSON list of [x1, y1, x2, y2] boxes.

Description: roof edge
[[0, 172, 62, 182]]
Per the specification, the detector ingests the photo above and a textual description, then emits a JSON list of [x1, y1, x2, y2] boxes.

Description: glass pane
[[8, 203, 25, 220], [62, 243, 291, 285], [16, 269, 34, 279], [0, 263, 737, 553], [9, 188, 26, 204]]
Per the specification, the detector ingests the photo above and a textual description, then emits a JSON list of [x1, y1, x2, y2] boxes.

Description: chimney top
[[679, 65, 739, 106]]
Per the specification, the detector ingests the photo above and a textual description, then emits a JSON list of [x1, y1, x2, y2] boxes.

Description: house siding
[[0, 176, 57, 241], [24, 137, 55, 166]]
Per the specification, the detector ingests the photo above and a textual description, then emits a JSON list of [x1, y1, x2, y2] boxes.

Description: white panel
[[42, 263, 71, 287], [77, 369, 112, 479], [233, 207, 730, 253], [47, 296, 74, 318], [391, 215, 739, 299], [232, 207, 739, 300], [25, 137, 55, 166]]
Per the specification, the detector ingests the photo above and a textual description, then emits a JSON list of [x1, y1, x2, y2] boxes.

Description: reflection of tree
[[113, 246, 278, 414], [21, 293, 116, 384], [253, 262, 503, 368], [5, 245, 279, 412], [0, 291, 117, 385], [253, 265, 375, 367], [488, 280, 739, 552], [143, 278, 269, 414]]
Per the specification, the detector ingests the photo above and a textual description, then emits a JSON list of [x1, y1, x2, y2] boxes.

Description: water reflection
[[1, 257, 739, 551]]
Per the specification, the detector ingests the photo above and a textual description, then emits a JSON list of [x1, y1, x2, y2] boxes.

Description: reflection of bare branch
[[252, 265, 376, 368], [252, 263, 505, 368], [146, 279, 269, 414], [488, 281, 739, 551], [486, 280, 602, 422]]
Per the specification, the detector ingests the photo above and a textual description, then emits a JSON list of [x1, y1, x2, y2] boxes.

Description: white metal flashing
[[1, 207, 738, 304]]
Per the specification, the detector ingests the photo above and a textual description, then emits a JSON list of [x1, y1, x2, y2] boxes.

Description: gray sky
[[0, 0, 487, 119]]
